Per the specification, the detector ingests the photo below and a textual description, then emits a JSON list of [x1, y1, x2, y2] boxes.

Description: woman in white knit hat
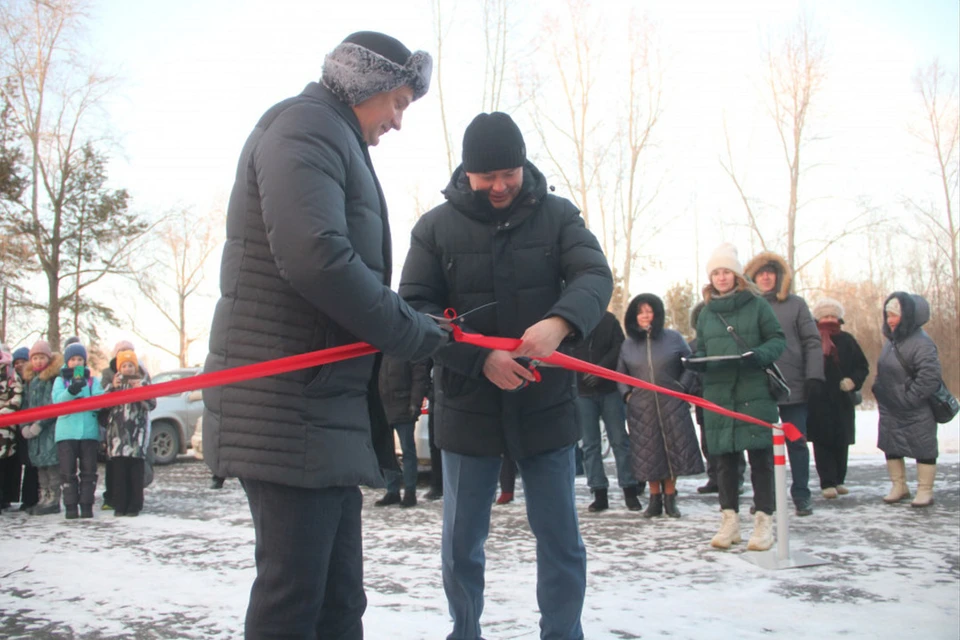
[[687, 243, 786, 551], [805, 298, 869, 499]]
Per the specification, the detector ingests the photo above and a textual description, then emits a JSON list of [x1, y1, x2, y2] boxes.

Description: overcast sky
[[59, 0, 960, 369]]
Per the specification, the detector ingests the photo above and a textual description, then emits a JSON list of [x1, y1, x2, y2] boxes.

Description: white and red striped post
[[772, 424, 791, 562], [743, 423, 829, 570]]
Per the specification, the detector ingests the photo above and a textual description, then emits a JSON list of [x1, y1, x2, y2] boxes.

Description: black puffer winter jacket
[[400, 162, 613, 459]]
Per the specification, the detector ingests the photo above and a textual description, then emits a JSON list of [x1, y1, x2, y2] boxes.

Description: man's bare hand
[[483, 350, 538, 390], [511, 316, 572, 360]]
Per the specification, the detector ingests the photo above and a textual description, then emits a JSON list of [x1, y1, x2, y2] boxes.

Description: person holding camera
[[52, 341, 104, 519], [102, 349, 156, 516]]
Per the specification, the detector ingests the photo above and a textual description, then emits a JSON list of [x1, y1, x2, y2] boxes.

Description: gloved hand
[[67, 378, 85, 395], [21, 422, 42, 439], [582, 373, 600, 388], [804, 379, 824, 399], [839, 377, 856, 392]]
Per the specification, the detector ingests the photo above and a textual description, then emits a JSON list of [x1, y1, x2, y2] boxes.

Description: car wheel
[[151, 421, 180, 465]]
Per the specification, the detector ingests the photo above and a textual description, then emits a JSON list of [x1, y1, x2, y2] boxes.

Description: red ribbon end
[[781, 422, 805, 443]]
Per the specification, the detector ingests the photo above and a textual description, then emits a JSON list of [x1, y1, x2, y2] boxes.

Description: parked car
[[149, 367, 203, 465]]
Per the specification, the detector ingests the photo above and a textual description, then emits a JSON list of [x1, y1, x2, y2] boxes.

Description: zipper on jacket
[[646, 337, 676, 479]]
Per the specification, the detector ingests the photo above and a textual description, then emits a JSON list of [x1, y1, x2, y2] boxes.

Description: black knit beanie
[[462, 112, 526, 173]]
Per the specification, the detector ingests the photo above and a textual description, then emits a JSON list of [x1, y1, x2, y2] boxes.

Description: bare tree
[[0, 0, 149, 350], [525, 2, 663, 317], [128, 207, 221, 367], [481, 0, 510, 112], [430, 0, 457, 175], [908, 59, 959, 325]]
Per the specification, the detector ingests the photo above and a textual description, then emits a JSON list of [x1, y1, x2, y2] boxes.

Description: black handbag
[[891, 344, 959, 424], [715, 312, 791, 402]]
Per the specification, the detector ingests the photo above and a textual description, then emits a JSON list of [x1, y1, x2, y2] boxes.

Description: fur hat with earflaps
[[812, 298, 845, 322], [322, 31, 432, 106]]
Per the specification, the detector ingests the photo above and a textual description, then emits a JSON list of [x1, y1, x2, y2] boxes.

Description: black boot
[[400, 490, 418, 508], [80, 504, 94, 519], [643, 493, 663, 518], [424, 486, 443, 501], [663, 493, 681, 518], [210, 476, 225, 490], [697, 480, 719, 494], [623, 486, 643, 511], [587, 488, 609, 513], [64, 505, 79, 520], [374, 492, 401, 507]]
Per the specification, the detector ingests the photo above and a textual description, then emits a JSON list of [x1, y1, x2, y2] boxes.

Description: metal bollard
[[743, 422, 828, 570]]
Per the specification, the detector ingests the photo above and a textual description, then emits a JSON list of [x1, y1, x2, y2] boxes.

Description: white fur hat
[[706, 242, 744, 278], [812, 297, 845, 321]]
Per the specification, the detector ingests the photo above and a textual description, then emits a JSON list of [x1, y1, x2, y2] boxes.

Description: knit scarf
[[817, 319, 841, 363]]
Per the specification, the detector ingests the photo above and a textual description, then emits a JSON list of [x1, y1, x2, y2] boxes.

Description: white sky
[[40, 0, 960, 370]]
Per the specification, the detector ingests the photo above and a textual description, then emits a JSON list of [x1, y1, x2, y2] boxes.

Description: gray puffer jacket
[[617, 294, 704, 481], [744, 252, 824, 404], [873, 293, 941, 459], [203, 83, 446, 489]]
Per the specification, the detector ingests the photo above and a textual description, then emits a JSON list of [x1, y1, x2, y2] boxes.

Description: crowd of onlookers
[[374, 244, 951, 553], [0, 338, 155, 519]]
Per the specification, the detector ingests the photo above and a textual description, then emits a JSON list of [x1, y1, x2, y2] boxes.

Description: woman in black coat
[[617, 294, 703, 518], [806, 298, 869, 499]]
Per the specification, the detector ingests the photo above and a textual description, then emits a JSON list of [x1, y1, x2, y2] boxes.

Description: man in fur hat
[[202, 31, 448, 637], [400, 112, 613, 640], [744, 252, 824, 517]]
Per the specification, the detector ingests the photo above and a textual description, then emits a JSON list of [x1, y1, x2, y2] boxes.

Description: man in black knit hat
[[203, 31, 448, 638], [400, 112, 613, 640]]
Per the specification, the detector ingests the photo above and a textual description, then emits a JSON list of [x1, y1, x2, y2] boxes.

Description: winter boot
[[836, 485, 849, 495], [822, 487, 838, 499], [210, 476, 225, 490], [80, 504, 93, 519], [911, 463, 936, 508], [747, 512, 774, 551], [64, 505, 79, 520], [883, 458, 911, 503], [424, 486, 443, 501], [495, 491, 514, 505], [623, 486, 643, 511], [697, 481, 719, 494], [587, 488, 608, 513], [663, 493, 681, 518], [642, 493, 663, 518], [710, 509, 741, 549], [400, 490, 418, 508], [374, 492, 401, 507]]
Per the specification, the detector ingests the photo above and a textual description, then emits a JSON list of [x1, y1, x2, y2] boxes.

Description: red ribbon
[[0, 343, 376, 429], [0, 321, 803, 443], [449, 324, 803, 442]]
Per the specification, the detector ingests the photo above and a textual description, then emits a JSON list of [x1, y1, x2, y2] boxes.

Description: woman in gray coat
[[872, 292, 942, 508], [617, 294, 704, 518]]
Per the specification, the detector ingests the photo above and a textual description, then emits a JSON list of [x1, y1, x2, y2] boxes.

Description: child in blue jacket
[[53, 342, 104, 519]]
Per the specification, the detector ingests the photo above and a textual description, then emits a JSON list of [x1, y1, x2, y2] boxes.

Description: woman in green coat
[[692, 243, 785, 552]]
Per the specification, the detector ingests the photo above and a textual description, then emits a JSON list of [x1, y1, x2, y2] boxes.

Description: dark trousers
[[241, 479, 365, 640], [699, 425, 745, 486], [0, 455, 22, 506], [717, 448, 774, 514], [813, 443, 849, 489], [20, 463, 39, 507], [103, 458, 114, 505], [428, 409, 443, 492], [499, 454, 518, 493], [57, 439, 99, 507], [111, 457, 145, 514]]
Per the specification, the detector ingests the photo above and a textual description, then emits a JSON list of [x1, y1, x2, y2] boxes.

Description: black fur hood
[[624, 293, 665, 340]]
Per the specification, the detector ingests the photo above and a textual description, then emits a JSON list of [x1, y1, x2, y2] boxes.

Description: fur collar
[[21, 353, 64, 383], [744, 251, 792, 302], [624, 293, 665, 340]]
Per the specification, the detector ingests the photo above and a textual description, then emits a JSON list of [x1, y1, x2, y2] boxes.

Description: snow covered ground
[[1, 409, 957, 639]]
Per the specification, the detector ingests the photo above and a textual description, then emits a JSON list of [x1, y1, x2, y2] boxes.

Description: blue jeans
[[779, 403, 811, 506], [385, 422, 418, 493], [576, 393, 636, 491], [442, 446, 586, 640], [241, 480, 365, 639]]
